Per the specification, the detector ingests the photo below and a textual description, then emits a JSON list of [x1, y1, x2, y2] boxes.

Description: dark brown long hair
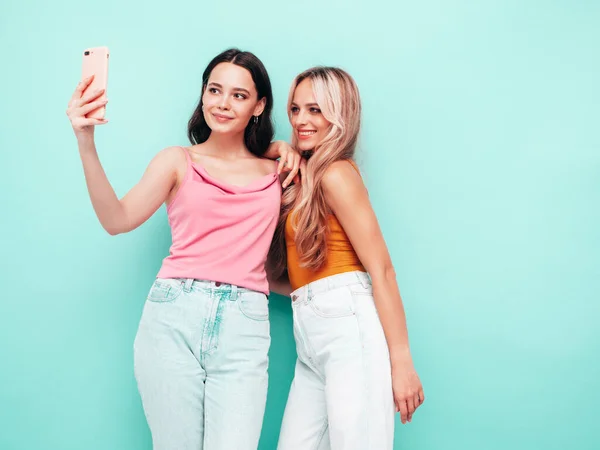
[[187, 48, 274, 157]]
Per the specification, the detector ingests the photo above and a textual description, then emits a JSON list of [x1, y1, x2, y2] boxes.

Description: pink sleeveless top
[[157, 148, 281, 294]]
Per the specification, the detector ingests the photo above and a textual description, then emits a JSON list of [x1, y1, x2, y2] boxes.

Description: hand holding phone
[[81, 46, 109, 119], [66, 47, 110, 135]]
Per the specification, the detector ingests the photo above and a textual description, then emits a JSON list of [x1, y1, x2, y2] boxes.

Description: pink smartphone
[[81, 46, 109, 119]]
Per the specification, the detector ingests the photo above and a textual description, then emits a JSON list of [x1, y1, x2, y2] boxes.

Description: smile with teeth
[[298, 130, 317, 136]]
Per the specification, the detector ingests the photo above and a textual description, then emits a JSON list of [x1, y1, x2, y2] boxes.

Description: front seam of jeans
[[296, 306, 325, 382], [313, 419, 328, 450]]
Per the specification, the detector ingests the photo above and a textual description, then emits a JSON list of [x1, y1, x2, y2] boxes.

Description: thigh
[[134, 279, 207, 450], [278, 359, 330, 450], [350, 283, 395, 445], [315, 284, 394, 450], [202, 290, 271, 450]]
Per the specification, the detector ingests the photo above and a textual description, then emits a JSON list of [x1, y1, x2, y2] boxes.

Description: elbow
[[384, 263, 397, 281], [370, 262, 397, 285], [105, 226, 121, 236], [104, 223, 126, 236], [103, 214, 132, 236]]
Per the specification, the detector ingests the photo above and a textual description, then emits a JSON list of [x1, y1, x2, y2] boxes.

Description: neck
[[205, 131, 251, 159]]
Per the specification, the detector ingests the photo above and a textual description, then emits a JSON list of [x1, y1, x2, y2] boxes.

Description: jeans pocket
[[146, 278, 183, 303], [349, 283, 373, 297], [238, 292, 269, 321], [309, 286, 355, 318]]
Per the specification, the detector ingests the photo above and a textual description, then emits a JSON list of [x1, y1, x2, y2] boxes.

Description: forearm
[[77, 134, 127, 235], [371, 266, 413, 368], [264, 141, 281, 160]]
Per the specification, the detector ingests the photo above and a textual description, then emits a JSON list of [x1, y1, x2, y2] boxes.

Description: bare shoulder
[[152, 145, 186, 161], [151, 146, 187, 167], [143, 146, 188, 184], [322, 159, 364, 196]]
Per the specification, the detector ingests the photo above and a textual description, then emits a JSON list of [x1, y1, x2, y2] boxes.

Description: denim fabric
[[134, 278, 270, 450]]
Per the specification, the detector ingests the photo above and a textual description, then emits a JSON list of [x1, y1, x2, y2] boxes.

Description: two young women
[[66, 48, 423, 450]]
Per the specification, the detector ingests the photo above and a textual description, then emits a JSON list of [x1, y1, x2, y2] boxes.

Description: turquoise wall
[[1, 0, 598, 449]]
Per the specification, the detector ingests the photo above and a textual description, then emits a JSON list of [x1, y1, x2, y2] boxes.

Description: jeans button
[[215, 282, 222, 287], [292, 294, 298, 302]]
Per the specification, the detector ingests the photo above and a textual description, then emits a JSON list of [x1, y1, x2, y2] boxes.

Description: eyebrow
[[208, 82, 251, 96], [291, 102, 320, 108]]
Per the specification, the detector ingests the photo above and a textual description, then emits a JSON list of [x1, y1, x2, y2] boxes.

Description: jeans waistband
[[159, 277, 256, 296], [290, 271, 371, 303]]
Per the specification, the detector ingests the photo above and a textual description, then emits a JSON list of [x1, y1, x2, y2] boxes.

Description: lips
[[212, 113, 234, 121], [297, 130, 317, 139]]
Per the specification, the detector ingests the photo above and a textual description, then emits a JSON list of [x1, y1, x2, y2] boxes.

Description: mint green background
[[1, 1, 599, 449]]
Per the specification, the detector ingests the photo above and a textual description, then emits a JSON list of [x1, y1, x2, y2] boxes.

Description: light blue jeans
[[278, 271, 395, 450], [133, 278, 271, 450]]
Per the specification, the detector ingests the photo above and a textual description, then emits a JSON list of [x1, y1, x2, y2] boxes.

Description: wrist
[[76, 130, 95, 146], [389, 346, 414, 368]]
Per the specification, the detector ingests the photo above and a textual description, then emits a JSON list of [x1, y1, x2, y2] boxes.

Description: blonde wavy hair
[[269, 67, 362, 278]]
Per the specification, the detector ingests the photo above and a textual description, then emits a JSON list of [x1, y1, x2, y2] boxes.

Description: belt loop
[[183, 278, 193, 293], [307, 283, 313, 301], [357, 272, 369, 289], [230, 284, 238, 299]]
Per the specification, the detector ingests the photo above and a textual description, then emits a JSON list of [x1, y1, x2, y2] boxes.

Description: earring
[[202, 105, 204, 111], [253, 115, 259, 124]]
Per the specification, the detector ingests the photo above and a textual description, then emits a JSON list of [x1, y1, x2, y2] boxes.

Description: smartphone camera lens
[[84, 51, 90, 55]]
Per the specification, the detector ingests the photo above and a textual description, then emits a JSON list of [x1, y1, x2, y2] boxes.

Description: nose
[[295, 109, 308, 126], [218, 95, 230, 110]]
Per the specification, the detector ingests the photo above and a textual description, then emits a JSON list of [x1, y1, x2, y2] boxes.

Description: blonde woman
[[268, 67, 424, 450]]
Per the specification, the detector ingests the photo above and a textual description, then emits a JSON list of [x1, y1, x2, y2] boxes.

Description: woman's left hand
[[392, 361, 425, 424]]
